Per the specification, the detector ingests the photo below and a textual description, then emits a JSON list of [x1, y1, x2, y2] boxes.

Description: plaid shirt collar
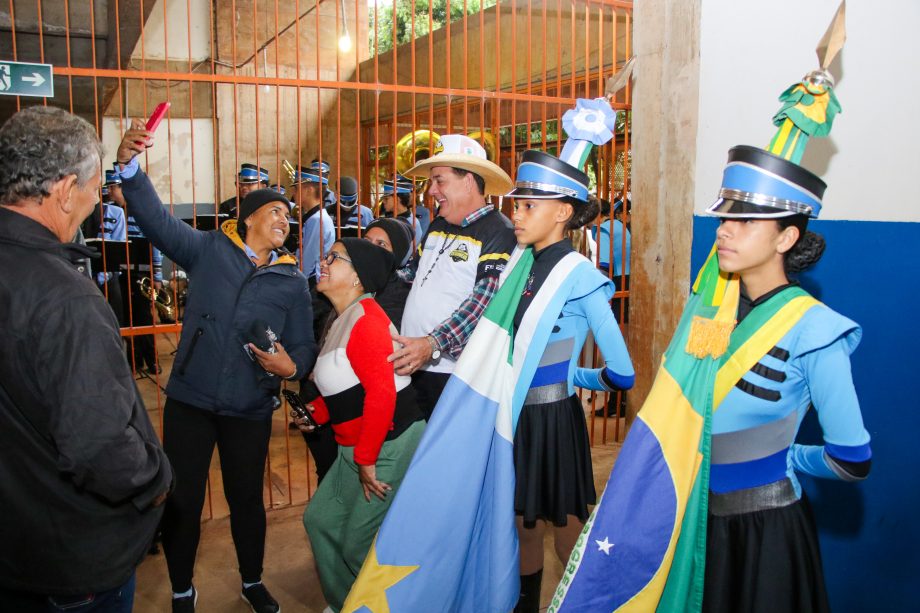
[[461, 203, 494, 228]]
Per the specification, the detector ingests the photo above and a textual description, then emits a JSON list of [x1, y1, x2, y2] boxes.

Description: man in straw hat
[[387, 134, 516, 420]]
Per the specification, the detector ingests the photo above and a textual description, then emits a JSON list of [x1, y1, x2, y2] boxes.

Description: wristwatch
[[426, 335, 442, 361]]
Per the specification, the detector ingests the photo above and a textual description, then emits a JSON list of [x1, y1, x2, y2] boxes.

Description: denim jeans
[[0, 573, 136, 612]]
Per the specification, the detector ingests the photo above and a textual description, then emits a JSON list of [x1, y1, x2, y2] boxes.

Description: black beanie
[[238, 188, 291, 225], [340, 238, 394, 293], [366, 218, 413, 268]]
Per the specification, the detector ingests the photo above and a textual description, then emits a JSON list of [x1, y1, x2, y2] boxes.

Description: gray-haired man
[[0, 107, 172, 611]]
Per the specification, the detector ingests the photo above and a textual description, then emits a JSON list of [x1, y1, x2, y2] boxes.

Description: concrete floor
[[132, 334, 625, 612]]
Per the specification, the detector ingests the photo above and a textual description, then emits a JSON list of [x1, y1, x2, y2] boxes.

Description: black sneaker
[[241, 583, 280, 613], [172, 588, 197, 613]]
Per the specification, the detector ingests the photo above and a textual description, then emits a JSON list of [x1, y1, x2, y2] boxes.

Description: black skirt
[[513, 394, 595, 528], [703, 495, 830, 613]]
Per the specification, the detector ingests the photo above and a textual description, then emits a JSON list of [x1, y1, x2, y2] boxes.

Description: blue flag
[[344, 248, 597, 612]]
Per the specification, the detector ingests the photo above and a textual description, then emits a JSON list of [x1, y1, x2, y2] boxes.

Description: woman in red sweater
[[298, 238, 424, 612]]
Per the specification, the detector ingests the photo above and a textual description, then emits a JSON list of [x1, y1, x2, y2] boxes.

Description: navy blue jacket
[[122, 170, 316, 419]]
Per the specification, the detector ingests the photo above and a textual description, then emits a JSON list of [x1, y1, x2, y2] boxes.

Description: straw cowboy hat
[[404, 134, 512, 196]]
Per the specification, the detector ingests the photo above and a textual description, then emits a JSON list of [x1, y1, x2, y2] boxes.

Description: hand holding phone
[[282, 389, 319, 430], [131, 102, 170, 148], [146, 102, 170, 132]]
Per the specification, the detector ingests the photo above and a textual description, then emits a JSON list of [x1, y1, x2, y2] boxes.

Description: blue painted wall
[[691, 216, 920, 612]]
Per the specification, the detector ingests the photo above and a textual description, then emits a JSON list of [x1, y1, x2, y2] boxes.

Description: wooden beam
[[628, 0, 701, 420]]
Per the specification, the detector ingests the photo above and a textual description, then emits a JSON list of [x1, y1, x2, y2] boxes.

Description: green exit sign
[[0, 61, 54, 98]]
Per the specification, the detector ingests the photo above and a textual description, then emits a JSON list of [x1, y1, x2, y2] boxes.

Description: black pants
[[160, 397, 272, 592], [411, 370, 451, 421], [301, 426, 337, 484]]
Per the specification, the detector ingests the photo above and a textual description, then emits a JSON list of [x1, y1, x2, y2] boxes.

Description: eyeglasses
[[324, 251, 353, 266]]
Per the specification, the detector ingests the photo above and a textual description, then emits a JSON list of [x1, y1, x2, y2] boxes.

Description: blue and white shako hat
[[285, 161, 329, 187], [706, 145, 825, 219], [310, 159, 331, 176], [379, 173, 414, 195], [506, 98, 619, 203], [269, 183, 286, 196], [238, 163, 270, 184]]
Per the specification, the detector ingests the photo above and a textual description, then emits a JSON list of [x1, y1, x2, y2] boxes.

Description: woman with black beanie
[[363, 217, 414, 330], [115, 121, 315, 613], [295, 238, 425, 612]]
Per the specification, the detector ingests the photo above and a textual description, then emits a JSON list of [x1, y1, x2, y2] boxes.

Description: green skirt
[[303, 419, 425, 612]]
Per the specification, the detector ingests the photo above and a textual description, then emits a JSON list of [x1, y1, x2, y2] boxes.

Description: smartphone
[[242, 320, 278, 373], [145, 102, 171, 132], [282, 389, 319, 429]]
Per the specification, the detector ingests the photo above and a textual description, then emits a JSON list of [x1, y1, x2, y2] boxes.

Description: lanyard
[[419, 233, 458, 286]]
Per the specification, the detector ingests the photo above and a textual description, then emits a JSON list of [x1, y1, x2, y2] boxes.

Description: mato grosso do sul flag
[[343, 245, 609, 613]]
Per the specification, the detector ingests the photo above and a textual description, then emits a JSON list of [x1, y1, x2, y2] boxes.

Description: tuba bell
[[466, 130, 499, 163], [394, 130, 442, 179], [138, 276, 176, 322]]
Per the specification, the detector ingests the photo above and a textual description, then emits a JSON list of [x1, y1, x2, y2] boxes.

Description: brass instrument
[[282, 159, 298, 184], [394, 129, 442, 178], [392, 128, 499, 178], [466, 130, 498, 162], [138, 276, 176, 321]]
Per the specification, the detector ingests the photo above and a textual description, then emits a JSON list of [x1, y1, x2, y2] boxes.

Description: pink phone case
[[145, 102, 170, 132]]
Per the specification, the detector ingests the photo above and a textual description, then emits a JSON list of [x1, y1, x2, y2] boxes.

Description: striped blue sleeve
[[792, 336, 872, 480], [574, 366, 635, 392]]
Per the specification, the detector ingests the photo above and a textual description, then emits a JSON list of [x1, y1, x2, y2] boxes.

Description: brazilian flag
[[550, 245, 819, 612], [549, 248, 734, 612]]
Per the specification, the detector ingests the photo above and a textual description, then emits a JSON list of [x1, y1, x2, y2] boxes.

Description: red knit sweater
[[311, 298, 416, 465]]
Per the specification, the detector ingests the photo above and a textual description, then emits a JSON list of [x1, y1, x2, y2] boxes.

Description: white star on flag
[[595, 536, 614, 555]]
